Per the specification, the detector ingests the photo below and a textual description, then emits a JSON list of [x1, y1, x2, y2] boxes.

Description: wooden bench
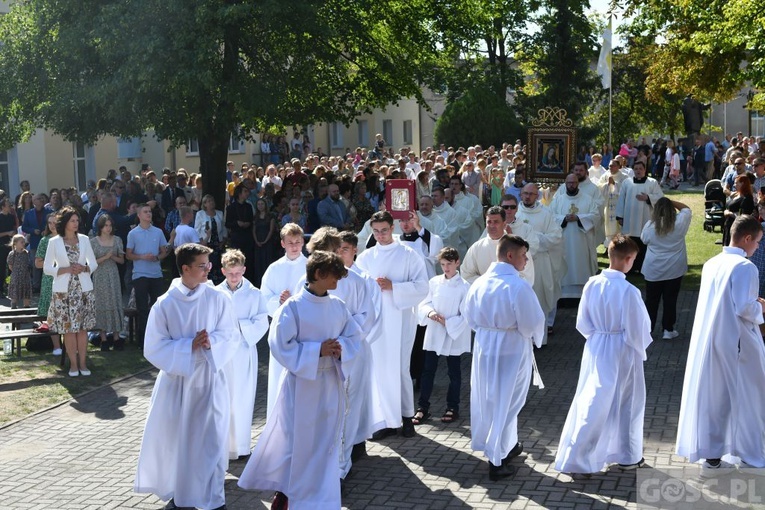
[[1, 329, 55, 358], [0, 308, 38, 317]]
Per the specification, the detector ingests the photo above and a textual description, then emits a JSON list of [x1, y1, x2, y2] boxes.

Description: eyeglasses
[[194, 262, 212, 271], [502, 204, 518, 210]]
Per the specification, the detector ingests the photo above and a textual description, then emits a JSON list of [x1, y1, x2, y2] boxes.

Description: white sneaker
[[68, 370, 79, 377], [738, 461, 765, 475], [52, 348, 62, 356], [79, 369, 91, 377], [701, 460, 736, 477], [662, 330, 679, 340]]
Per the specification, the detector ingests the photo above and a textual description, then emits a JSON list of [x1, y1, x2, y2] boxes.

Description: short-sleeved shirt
[[173, 224, 200, 248], [127, 224, 166, 279]]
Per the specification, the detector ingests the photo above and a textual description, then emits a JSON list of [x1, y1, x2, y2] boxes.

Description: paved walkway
[[0, 288, 700, 509]]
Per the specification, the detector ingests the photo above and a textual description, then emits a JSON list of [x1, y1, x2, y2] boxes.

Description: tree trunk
[[199, 134, 230, 212]]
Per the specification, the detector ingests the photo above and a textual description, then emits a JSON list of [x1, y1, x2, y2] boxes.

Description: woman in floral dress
[[90, 214, 125, 351]]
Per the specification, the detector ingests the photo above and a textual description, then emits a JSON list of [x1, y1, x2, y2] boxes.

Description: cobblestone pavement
[[0, 287, 700, 509]]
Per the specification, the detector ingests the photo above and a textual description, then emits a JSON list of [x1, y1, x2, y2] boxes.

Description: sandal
[[441, 408, 459, 423], [412, 407, 430, 425]]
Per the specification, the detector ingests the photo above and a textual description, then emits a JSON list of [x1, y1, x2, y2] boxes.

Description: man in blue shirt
[[127, 204, 169, 346], [705, 136, 718, 181]]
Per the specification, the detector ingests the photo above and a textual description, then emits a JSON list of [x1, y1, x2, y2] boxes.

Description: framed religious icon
[[385, 179, 417, 220], [527, 107, 577, 185]]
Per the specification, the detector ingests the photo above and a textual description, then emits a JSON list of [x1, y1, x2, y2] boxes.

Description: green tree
[[518, 0, 600, 125], [434, 85, 523, 148], [0, 0, 439, 205]]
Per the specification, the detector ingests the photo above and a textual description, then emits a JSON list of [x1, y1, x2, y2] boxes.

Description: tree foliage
[[434, 85, 523, 148], [0, 0, 439, 205]]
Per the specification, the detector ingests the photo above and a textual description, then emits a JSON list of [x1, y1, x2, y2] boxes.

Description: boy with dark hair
[[677, 215, 765, 476], [555, 234, 652, 478], [238, 250, 361, 509], [135, 243, 238, 510], [415, 246, 471, 425]]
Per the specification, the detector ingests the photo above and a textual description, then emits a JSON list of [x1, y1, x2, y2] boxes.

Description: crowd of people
[[6, 131, 765, 509]]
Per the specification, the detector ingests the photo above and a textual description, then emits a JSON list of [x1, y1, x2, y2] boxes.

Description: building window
[[403, 120, 413, 145], [229, 127, 245, 153], [117, 137, 142, 159], [0, 151, 8, 191], [186, 138, 199, 155], [331, 122, 344, 149], [383, 119, 393, 147], [73, 142, 87, 191], [357, 120, 369, 148], [752, 111, 765, 137]]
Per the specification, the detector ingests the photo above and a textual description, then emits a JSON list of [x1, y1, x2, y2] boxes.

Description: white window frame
[[752, 111, 765, 138], [357, 120, 369, 148], [229, 127, 245, 154], [186, 138, 199, 155], [330, 122, 344, 149], [403, 120, 413, 145], [383, 119, 393, 147], [73, 142, 87, 191]]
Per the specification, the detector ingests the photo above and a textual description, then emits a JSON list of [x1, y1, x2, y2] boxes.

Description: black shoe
[[211, 506, 227, 510], [271, 491, 288, 510], [618, 457, 646, 471], [371, 428, 397, 441], [401, 416, 415, 438], [351, 441, 367, 462], [489, 461, 516, 481], [163, 499, 194, 510], [113, 338, 125, 351], [502, 442, 523, 465]]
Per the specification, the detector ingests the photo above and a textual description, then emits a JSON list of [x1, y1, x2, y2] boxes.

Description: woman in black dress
[[225, 184, 255, 282], [723, 174, 755, 246], [0, 198, 18, 297], [252, 198, 276, 287]]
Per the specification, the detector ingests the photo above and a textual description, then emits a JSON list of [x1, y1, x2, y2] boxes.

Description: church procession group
[[131, 146, 765, 510]]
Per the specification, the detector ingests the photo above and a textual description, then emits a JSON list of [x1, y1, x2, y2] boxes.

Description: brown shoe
[[271, 491, 288, 510]]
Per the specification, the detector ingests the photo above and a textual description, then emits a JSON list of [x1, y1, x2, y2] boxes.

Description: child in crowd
[[260, 222, 308, 417], [555, 234, 652, 477], [414, 247, 471, 425], [7, 234, 31, 308], [238, 250, 361, 510], [217, 249, 269, 460]]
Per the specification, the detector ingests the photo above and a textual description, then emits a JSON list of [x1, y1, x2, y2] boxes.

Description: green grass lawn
[[0, 341, 151, 426]]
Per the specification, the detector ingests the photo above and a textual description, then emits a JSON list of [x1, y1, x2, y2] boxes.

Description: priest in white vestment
[[217, 250, 270, 460], [355, 212, 435, 255], [430, 186, 468, 258], [135, 244, 238, 510], [464, 235, 545, 480], [356, 211, 429, 439], [260, 223, 308, 417], [238, 252, 362, 510], [549, 174, 600, 298], [555, 236, 652, 474], [463, 203, 535, 284], [597, 160, 629, 246], [450, 176, 485, 248], [615, 161, 663, 272], [552, 162, 605, 254], [676, 216, 765, 475], [515, 184, 565, 343]]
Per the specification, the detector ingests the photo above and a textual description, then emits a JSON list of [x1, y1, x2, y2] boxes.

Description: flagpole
[[609, 76, 612, 148], [598, 13, 614, 149], [607, 11, 613, 149]]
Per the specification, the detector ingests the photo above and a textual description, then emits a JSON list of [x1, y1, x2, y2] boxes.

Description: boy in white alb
[[135, 243, 238, 510], [464, 235, 545, 481], [414, 247, 471, 425], [554, 234, 652, 477], [260, 223, 307, 417], [217, 249, 269, 460], [238, 251, 362, 510]]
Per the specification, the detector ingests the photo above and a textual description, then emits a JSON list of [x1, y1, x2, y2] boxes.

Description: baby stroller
[[703, 179, 725, 232]]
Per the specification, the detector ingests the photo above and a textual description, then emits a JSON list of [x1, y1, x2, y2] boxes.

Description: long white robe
[[417, 273, 471, 356], [453, 191, 485, 248], [464, 262, 545, 465], [462, 235, 535, 284], [261, 254, 308, 417], [515, 202, 565, 316], [676, 247, 765, 466], [554, 270, 652, 473], [297, 267, 382, 478], [238, 289, 362, 510], [431, 202, 468, 258], [356, 241, 429, 427], [549, 191, 600, 298], [134, 280, 238, 509], [217, 280, 270, 459], [615, 177, 664, 237], [597, 170, 629, 244]]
